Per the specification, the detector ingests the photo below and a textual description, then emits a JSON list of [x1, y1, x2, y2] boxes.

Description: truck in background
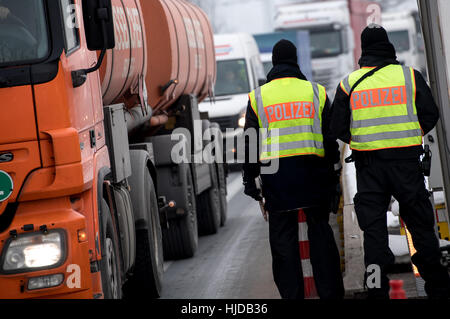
[[0, 0, 226, 299], [382, 11, 426, 73], [199, 33, 266, 164], [253, 30, 313, 80], [274, 0, 381, 98]]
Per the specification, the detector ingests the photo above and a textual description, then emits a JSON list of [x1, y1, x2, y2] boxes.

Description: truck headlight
[[1, 230, 66, 273], [238, 112, 246, 128]]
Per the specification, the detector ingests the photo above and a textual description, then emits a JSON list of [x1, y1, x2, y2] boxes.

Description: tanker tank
[[99, 0, 216, 131]]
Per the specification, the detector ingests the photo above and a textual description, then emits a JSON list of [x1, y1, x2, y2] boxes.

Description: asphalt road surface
[[160, 171, 418, 299], [161, 171, 280, 299]]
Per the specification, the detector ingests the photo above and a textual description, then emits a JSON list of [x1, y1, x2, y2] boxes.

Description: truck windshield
[[254, 31, 298, 53], [215, 59, 250, 96], [388, 30, 410, 53], [0, 0, 49, 65], [310, 29, 343, 58]]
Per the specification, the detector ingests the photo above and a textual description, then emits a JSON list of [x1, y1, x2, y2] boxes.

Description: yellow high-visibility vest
[[340, 65, 422, 151], [248, 77, 326, 161]]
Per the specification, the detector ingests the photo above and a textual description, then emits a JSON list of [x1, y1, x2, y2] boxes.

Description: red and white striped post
[[298, 208, 318, 298]]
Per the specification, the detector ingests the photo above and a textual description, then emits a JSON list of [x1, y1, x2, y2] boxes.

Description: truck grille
[[312, 68, 335, 92], [211, 114, 239, 132]]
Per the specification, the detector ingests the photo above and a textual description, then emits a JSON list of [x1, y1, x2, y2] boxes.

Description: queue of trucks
[[0, 0, 227, 299], [267, 0, 425, 97], [273, 0, 375, 98], [0, 0, 448, 300], [196, 0, 428, 169]]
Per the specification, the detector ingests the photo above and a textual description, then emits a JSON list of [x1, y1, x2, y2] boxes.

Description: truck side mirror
[[72, 0, 115, 87], [82, 0, 115, 51]]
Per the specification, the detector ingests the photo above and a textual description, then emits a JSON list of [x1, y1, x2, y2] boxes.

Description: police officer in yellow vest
[[331, 24, 450, 299], [242, 39, 344, 299]]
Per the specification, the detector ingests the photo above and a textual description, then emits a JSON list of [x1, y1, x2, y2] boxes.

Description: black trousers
[[354, 157, 450, 299], [268, 207, 344, 299]]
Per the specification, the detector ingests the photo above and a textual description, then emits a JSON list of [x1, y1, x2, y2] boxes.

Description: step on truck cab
[[199, 33, 266, 164], [0, 0, 226, 299]]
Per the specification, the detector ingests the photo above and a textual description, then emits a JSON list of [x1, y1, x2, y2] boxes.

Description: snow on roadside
[[433, 191, 445, 205], [389, 235, 409, 257], [440, 239, 450, 248], [387, 211, 400, 228], [342, 145, 357, 205], [391, 200, 399, 216]]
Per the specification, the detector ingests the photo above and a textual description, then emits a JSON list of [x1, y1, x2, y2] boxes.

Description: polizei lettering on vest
[[351, 86, 407, 110], [265, 101, 315, 123], [180, 303, 216, 317]]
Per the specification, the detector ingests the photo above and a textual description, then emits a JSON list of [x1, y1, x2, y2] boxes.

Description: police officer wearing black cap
[[242, 39, 344, 299], [331, 24, 450, 299]]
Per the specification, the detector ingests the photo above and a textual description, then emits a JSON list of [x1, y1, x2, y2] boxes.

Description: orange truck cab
[[0, 0, 118, 298], [0, 0, 225, 299]]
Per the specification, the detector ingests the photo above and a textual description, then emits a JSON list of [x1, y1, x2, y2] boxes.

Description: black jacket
[[242, 63, 340, 212], [330, 55, 440, 159]]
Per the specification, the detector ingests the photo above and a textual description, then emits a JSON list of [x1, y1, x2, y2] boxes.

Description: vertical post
[[417, 0, 450, 223], [298, 209, 318, 298]]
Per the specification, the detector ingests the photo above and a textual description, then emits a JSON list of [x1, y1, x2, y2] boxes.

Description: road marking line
[[163, 261, 173, 273], [226, 175, 244, 202]]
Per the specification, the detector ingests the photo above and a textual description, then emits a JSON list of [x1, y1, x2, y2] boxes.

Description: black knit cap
[[272, 39, 298, 66], [360, 23, 397, 59]]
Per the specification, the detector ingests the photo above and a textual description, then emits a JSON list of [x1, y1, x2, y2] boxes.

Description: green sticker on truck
[[0, 170, 13, 202]]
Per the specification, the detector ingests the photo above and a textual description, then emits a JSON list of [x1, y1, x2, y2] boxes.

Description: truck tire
[[216, 162, 227, 226], [99, 199, 122, 299], [197, 165, 221, 235], [122, 170, 164, 299], [162, 166, 198, 259]]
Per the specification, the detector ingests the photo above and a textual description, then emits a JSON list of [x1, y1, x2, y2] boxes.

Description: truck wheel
[[197, 165, 221, 235], [216, 162, 227, 226], [162, 166, 198, 259], [99, 199, 122, 299], [123, 170, 164, 298]]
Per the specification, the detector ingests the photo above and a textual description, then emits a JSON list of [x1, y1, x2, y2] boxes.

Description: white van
[[199, 33, 266, 164]]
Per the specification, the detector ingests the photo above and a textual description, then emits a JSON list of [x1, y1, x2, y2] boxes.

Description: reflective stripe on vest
[[251, 78, 325, 160], [341, 65, 422, 151]]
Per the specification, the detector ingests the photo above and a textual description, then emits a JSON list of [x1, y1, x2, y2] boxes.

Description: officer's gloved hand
[[333, 162, 342, 184], [243, 179, 263, 202], [330, 185, 342, 214]]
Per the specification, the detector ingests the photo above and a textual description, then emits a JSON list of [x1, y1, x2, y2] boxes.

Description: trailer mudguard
[[130, 143, 158, 194], [128, 149, 158, 229], [154, 163, 192, 219], [148, 133, 212, 195]]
